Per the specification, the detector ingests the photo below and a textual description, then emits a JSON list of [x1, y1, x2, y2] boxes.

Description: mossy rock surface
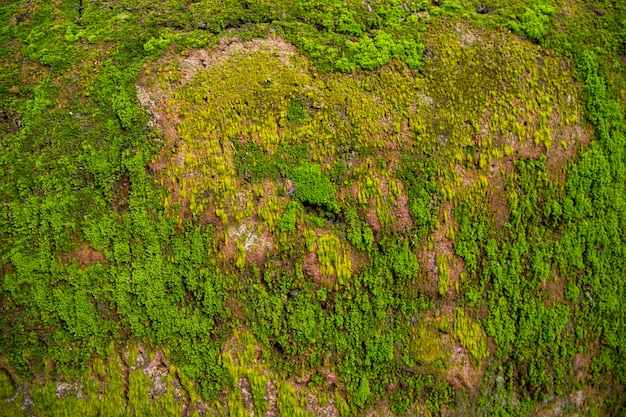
[[1, 1, 625, 415]]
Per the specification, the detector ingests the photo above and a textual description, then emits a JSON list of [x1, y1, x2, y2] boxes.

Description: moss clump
[[410, 322, 449, 366], [0, 370, 16, 400], [453, 308, 488, 365], [291, 163, 339, 213]]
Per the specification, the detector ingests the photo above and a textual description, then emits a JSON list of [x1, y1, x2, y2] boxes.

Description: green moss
[[2, 0, 625, 414], [0, 370, 16, 400], [436, 254, 451, 297], [291, 163, 339, 213], [453, 308, 489, 366], [410, 322, 448, 366]]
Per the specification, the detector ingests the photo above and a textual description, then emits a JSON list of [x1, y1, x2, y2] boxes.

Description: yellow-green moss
[[453, 308, 489, 365], [150, 24, 585, 255], [409, 321, 449, 366]]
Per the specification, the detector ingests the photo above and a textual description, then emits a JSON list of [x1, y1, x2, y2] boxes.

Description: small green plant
[[291, 163, 339, 213], [277, 201, 301, 233], [388, 241, 419, 282], [287, 98, 307, 123], [235, 240, 246, 269], [511, 5, 555, 44]]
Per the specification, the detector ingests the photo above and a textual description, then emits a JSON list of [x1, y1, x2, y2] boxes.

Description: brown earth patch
[[417, 248, 440, 296], [485, 156, 514, 225], [493, 102, 591, 176], [360, 176, 413, 234], [0, 108, 21, 136], [363, 401, 394, 417], [224, 222, 273, 267], [449, 58, 593, 228], [134, 347, 169, 398], [417, 202, 465, 298], [303, 392, 341, 417], [302, 251, 322, 283], [389, 180, 413, 233], [364, 206, 382, 232], [224, 298, 246, 322], [111, 175, 130, 214], [455, 22, 482, 48], [533, 397, 568, 417], [263, 378, 279, 417], [573, 340, 599, 382], [62, 244, 105, 269], [541, 273, 565, 308], [287, 371, 341, 417], [237, 376, 255, 415], [486, 336, 497, 355], [531, 386, 606, 417], [445, 343, 482, 397], [378, 116, 416, 156], [319, 369, 339, 388], [454, 162, 480, 188], [198, 204, 222, 226], [411, 304, 483, 398], [0, 263, 12, 279], [221, 332, 344, 417], [116, 344, 218, 415], [343, 177, 361, 202]]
